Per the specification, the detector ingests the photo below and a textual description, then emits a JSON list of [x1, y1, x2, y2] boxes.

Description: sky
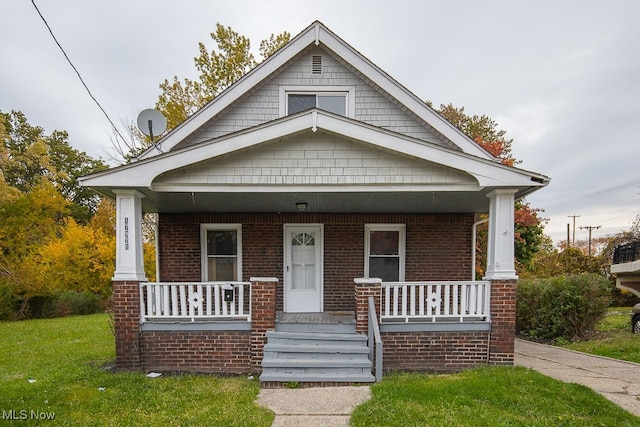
[[2, 0, 639, 246]]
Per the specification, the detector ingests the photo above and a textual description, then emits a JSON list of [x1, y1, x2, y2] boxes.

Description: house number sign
[[124, 217, 129, 250]]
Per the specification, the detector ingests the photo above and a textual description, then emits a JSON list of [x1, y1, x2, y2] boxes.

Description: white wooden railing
[[140, 282, 251, 322], [381, 281, 490, 323]]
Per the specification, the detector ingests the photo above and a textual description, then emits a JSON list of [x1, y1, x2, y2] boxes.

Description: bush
[[50, 291, 104, 317], [517, 273, 611, 341], [0, 290, 105, 320], [0, 283, 20, 321]]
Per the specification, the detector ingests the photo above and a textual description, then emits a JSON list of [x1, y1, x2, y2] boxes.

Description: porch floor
[[275, 311, 356, 325]]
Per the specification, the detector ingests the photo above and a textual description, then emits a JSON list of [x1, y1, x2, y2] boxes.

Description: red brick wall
[[382, 331, 490, 371], [489, 279, 517, 364], [158, 213, 474, 312], [140, 330, 251, 373], [112, 281, 141, 370]]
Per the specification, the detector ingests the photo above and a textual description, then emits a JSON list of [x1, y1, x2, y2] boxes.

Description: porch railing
[[381, 281, 490, 323], [368, 296, 383, 382], [140, 282, 251, 322], [613, 241, 640, 264]]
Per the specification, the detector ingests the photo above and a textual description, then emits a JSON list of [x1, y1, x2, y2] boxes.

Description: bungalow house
[[80, 21, 549, 384]]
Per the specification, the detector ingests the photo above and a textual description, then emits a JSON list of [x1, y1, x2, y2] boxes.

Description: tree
[[0, 110, 108, 222], [115, 24, 290, 161], [434, 103, 517, 166]]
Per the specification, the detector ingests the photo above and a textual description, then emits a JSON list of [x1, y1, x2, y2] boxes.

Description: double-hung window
[[364, 224, 406, 282], [279, 85, 355, 117], [201, 224, 242, 281]]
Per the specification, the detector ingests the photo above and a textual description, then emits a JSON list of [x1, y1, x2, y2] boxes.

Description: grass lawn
[[351, 368, 640, 426], [560, 307, 640, 364], [3, 313, 639, 426], [0, 314, 273, 426]]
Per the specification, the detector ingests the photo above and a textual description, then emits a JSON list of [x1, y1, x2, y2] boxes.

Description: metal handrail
[[368, 296, 383, 382]]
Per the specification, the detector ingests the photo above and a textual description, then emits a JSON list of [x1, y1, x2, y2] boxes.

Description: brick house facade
[[81, 21, 547, 382]]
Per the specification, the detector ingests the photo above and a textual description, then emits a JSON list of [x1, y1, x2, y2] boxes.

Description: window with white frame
[[201, 224, 242, 281], [364, 224, 406, 282], [279, 85, 355, 117]]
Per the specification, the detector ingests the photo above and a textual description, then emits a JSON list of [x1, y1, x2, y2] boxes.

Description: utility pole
[[567, 214, 580, 247], [579, 225, 601, 256]]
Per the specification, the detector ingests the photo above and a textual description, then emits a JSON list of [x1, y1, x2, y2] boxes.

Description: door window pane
[[291, 232, 315, 290]]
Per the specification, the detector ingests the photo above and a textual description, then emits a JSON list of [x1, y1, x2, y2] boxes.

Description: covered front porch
[[126, 275, 501, 382]]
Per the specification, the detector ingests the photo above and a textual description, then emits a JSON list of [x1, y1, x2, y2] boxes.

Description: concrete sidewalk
[[257, 386, 371, 427], [514, 338, 640, 416]]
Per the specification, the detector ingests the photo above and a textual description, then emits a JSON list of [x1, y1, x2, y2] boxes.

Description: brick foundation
[[140, 330, 251, 373], [382, 331, 490, 371]]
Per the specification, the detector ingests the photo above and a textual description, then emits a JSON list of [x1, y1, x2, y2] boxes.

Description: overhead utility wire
[[30, 0, 129, 147]]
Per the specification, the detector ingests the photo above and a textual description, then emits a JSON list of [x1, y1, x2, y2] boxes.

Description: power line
[[30, 0, 129, 148]]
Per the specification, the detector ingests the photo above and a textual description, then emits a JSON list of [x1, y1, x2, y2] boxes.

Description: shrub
[[0, 283, 20, 321], [50, 291, 104, 317], [517, 273, 611, 341]]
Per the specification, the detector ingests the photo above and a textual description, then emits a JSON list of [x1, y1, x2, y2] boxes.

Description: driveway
[[514, 338, 640, 417]]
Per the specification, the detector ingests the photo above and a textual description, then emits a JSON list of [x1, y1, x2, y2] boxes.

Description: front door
[[284, 224, 323, 312]]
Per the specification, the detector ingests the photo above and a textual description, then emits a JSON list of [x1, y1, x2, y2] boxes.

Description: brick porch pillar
[[483, 189, 518, 365], [250, 277, 278, 372], [112, 280, 141, 370], [354, 278, 382, 335], [488, 279, 517, 365]]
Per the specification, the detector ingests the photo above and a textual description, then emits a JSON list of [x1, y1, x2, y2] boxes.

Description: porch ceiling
[[135, 188, 499, 214]]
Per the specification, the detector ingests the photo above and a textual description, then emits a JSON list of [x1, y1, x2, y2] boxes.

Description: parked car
[[632, 303, 640, 333]]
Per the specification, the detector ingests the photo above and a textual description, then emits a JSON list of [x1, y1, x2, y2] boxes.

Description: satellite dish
[[136, 109, 167, 141]]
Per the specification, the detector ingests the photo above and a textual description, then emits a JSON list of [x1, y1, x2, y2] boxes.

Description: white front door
[[284, 224, 323, 312]]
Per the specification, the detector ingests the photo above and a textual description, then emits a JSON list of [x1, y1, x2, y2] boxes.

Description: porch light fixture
[[296, 202, 307, 212]]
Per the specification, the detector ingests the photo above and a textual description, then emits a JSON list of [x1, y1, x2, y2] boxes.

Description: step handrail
[[368, 296, 383, 382]]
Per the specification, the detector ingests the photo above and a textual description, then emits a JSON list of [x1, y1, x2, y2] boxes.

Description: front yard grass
[[3, 312, 639, 426], [0, 314, 273, 426], [560, 307, 640, 363], [351, 368, 640, 426]]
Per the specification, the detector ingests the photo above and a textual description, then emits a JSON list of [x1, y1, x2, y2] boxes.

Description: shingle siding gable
[[156, 132, 475, 187], [174, 47, 457, 150]]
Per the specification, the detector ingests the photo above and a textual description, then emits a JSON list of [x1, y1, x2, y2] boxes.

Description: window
[[288, 93, 346, 115], [279, 85, 355, 117], [201, 224, 242, 281], [365, 224, 405, 282]]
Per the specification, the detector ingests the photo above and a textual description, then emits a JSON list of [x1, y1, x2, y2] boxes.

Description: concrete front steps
[[259, 319, 375, 384]]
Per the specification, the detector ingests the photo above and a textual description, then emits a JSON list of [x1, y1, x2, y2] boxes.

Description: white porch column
[[112, 189, 148, 282], [484, 189, 518, 280]]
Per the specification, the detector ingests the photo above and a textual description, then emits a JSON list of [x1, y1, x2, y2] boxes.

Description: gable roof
[[82, 109, 548, 203], [137, 21, 494, 161]]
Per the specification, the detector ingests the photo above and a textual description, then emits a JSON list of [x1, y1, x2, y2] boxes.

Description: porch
[[129, 278, 501, 382]]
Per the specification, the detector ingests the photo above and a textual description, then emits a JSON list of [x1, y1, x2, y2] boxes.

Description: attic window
[[312, 55, 322, 74], [279, 85, 356, 118]]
